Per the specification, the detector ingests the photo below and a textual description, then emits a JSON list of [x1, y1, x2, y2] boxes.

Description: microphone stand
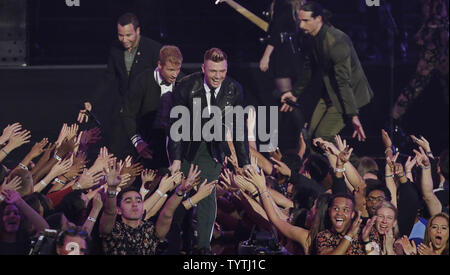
[[381, 2, 399, 138]]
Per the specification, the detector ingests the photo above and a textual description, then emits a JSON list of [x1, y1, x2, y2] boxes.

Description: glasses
[[366, 196, 385, 203]]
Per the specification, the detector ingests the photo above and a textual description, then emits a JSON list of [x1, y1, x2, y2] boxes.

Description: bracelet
[[384, 148, 393, 154], [335, 167, 346, 173], [18, 163, 28, 170], [234, 189, 241, 196], [62, 175, 70, 181], [176, 190, 185, 197], [141, 188, 150, 194], [54, 178, 66, 185], [0, 194, 4, 201], [1, 148, 9, 155], [107, 189, 118, 198], [87, 217, 96, 223], [323, 153, 331, 157], [39, 180, 47, 187], [421, 166, 431, 170], [163, 194, 168, 198], [344, 235, 353, 242], [426, 151, 433, 156], [385, 174, 394, 178], [406, 171, 412, 174], [156, 189, 164, 198], [188, 198, 197, 208], [54, 154, 62, 161]]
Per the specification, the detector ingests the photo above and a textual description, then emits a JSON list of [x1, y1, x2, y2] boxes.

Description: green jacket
[[294, 24, 373, 117]]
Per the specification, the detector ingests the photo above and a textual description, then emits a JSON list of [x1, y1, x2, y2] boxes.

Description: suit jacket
[[294, 24, 373, 117], [170, 72, 250, 167], [120, 68, 182, 142], [90, 36, 162, 106]]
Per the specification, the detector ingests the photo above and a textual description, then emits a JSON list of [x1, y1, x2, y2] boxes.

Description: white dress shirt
[[154, 68, 174, 96], [204, 81, 221, 114]]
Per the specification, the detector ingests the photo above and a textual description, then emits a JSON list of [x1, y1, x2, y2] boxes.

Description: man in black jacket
[[77, 13, 162, 158], [280, 2, 374, 143], [120, 45, 183, 169], [167, 48, 251, 254]]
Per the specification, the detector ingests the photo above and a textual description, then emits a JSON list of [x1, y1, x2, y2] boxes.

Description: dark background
[[1, 0, 448, 165]]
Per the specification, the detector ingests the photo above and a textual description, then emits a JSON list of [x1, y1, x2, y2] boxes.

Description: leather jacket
[[169, 72, 250, 167]]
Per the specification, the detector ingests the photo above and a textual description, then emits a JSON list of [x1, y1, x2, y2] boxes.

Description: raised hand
[[413, 147, 431, 168], [78, 169, 104, 190], [80, 127, 102, 147], [244, 168, 266, 192], [269, 148, 282, 162], [399, 236, 417, 255], [141, 169, 156, 183], [104, 161, 122, 189], [404, 156, 417, 174], [271, 157, 291, 177], [77, 102, 92, 124], [56, 124, 69, 147], [66, 124, 79, 142], [219, 168, 239, 192], [337, 146, 353, 165], [91, 192, 104, 211], [7, 130, 31, 150], [234, 175, 258, 195], [410, 135, 431, 154], [56, 138, 77, 158], [346, 211, 362, 239], [49, 157, 73, 178], [2, 190, 22, 204], [90, 147, 115, 173], [193, 179, 216, 202], [28, 138, 49, 159], [121, 162, 144, 177], [0, 176, 22, 192], [381, 129, 393, 149], [177, 164, 201, 194], [417, 242, 436, 255], [0, 123, 22, 144], [362, 215, 377, 243], [385, 152, 400, 175]]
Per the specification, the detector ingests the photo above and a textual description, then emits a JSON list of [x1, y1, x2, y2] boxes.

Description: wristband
[[54, 154, 62, 161], [141, 188, 150, 195], [87, 217, 96, 223], [54, 178, 66, 185], [406, 171, 412, 174], [0, 194, 4, 202], [107, 189, 118, 197], [176, 190, 185, 197], [385, 174, 394, 178], [335, 167, 346, 173], [1, 148, 9, 155], [156, 189, 164, 198], [421, 165, 431, 170], [18, 163, 29, 170], [39, 180, 47, 187], [163, 194, 168, 198], [131, 134, 143, 147], [384, 148, 393, 154], [344, 235, 353, 242], [188, 198, 197, 208]]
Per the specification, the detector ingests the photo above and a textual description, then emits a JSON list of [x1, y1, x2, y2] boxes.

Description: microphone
[[77, 102, 102, 127]]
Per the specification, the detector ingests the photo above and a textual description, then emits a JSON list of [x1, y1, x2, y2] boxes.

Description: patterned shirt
[[102, 219, 160, 255], [314, 229, 365, 255]]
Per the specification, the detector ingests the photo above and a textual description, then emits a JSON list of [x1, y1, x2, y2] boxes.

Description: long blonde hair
[[270, 0, 306, 22]]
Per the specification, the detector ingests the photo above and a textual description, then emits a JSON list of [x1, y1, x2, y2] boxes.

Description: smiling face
[[117, 23, 140, 50], [329, 197, 355, 234], [375, 207, 397, 235], [202, 60, 227, 89], [1, 204, 21, 233], [158, 60, 182, 84], [117, 191, 144, 222], [429, 216, 449, 251]]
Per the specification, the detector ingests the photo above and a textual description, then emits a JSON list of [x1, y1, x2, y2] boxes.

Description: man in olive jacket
[[281, 1, 373, 142]]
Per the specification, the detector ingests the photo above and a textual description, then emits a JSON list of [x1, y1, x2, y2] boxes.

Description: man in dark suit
[[167, 48, 251, 254], [120, 45, 183, 169], [280, 1, 374, 143], [77, 13, 162, 158]]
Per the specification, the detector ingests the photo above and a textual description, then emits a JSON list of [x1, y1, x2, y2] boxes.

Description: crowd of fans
[[0, 110, 448, 255]]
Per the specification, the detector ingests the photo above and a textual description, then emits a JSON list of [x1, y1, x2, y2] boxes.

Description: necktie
[[210, 89, 216, 107]]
